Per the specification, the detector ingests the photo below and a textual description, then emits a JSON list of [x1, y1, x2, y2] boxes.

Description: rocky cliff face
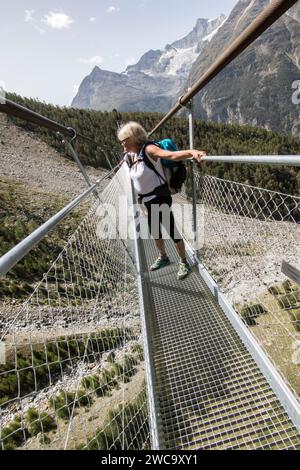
[[72, 66, 175, 112], [186, 0, 300, 134], [71, 15, 226, 112], [72, 1, 300, 135]]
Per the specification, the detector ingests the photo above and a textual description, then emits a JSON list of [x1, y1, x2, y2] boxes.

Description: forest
[[5, 92, 300, 197]]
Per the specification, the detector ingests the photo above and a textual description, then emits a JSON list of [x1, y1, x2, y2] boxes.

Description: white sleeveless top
[[129, 149, 166, 203]]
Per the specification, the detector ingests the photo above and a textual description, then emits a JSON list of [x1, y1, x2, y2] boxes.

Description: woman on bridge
[[118, 121, 206, 280]]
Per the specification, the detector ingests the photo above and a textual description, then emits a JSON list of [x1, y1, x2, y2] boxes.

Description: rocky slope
[[186, 0, 300, 134], [0, 116, 106, 199]]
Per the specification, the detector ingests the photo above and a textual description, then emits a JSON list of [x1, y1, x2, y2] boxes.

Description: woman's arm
[[145, 144, 206, 163]]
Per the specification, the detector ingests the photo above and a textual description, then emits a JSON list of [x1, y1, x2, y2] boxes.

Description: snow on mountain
[[124, 15, 227, 78], [164, 46, 199, 76], [202, 16, 228, 42], [72, 14, 227, 112]]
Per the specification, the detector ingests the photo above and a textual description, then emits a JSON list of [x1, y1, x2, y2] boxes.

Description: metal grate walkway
[[139, 235, 300, 450]]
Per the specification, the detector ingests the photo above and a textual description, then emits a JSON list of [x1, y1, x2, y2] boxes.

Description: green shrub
[[84, 386, 149, 450], [81, 359, 139, 401], [282, 280, 293, 293], [123, 355, 138, 375], [131, 343, 144, 361], [40, 435, 51, 445], [46, 342, 59, 359], [85, 431, 107, 450], [109, 355, 139, 384], [94, 384, 109, 398], [106, 352, 115, 364], [81, 376, 96, 390], [49, 392, 75, 421], [240, 303, 268, 326], [277, 291, 300, 309], [0, 417, 26, 450], [76, 390, 91, 407], [49, 390, 91, 421], [0, 328, 134, 409], [101, 369, 117, 386], [112, 362, 123, 377], [81, 374, 108, 396], [288, 308, 300, 332], [268, 285, 280, 296], [25, 408, 57, 435]]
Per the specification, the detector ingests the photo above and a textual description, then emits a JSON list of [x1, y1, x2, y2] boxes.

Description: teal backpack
[[155, 138, 187, 193], [156, 138, 179, 168], [138, 138, 187, 196]]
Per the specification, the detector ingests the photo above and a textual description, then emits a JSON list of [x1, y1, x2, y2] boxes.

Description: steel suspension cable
[[0, 97, 75, 138], [149, 0, 299, 136]]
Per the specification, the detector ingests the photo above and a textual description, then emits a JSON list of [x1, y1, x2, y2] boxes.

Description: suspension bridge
[[0, 0, 300, 450]]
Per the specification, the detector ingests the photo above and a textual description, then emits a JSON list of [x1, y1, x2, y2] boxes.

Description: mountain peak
[[71, 13, 227, 110], [124, 14, 227, 77], [171, 14, 226, 49], [187, 0, 300, 134]]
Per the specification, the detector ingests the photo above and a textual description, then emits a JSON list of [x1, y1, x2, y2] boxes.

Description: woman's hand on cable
[[190, 150, 206, 164]]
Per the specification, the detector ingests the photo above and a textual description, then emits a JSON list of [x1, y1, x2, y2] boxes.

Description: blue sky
[[0, 0, 238, 106]]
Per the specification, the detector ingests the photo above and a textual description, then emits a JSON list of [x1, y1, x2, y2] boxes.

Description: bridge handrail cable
[[149, 0, 299, 136], [0, 163, 121, 277]]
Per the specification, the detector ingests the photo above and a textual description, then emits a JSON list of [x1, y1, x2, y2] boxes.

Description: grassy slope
[[0, 177, 83, 301]]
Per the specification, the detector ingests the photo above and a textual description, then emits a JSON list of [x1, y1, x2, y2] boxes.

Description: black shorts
[[144, 196, 182, 244]]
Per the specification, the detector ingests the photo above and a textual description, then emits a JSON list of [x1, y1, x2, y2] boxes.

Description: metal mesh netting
[[190, 172, 300, 402], [1, 160, 300, 451], [0, 166, 150, 450], [139, 167, 300, 450]]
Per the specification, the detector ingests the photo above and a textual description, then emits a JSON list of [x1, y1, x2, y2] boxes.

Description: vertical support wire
[[60, 132, 100, 201], [187, 98, 199, 262]]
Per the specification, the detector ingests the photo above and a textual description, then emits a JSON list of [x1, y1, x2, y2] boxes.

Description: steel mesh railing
[[2, 0, 299, 443], [1, 154, 300, 450], [139, 175, 300, 450], [188, 172, 300, 402], [0, 166, 150, 450]]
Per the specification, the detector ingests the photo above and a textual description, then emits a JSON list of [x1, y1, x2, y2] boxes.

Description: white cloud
[[89, 17, 96, 23], [79, 56, 104, 65], [73, 85, 79, 94], [42, 12, 74, 30], [25, 9, 35, 22], [24, 10, 45, 34], [35, 26, 46, 35], [107, 6, 120, 14]]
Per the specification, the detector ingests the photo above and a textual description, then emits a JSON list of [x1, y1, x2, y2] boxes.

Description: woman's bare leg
[[154, 239, 186, 262], [154, 239, 167, 257], [175, 240, 186, 262]]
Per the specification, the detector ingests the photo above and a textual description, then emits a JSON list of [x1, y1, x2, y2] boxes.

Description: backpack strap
[[140, 142, 167, 185], [136, 142, 171, 203], [124, 152, 142, 169]]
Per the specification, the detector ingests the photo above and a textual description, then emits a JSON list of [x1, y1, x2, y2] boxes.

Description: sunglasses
[[120, 137, 131, 145]]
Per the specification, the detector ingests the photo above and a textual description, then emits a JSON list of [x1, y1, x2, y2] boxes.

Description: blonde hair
[[117, 121, 148, 146]]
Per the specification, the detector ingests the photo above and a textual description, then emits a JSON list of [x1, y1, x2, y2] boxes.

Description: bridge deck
[[140, 236, 300, 450]]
